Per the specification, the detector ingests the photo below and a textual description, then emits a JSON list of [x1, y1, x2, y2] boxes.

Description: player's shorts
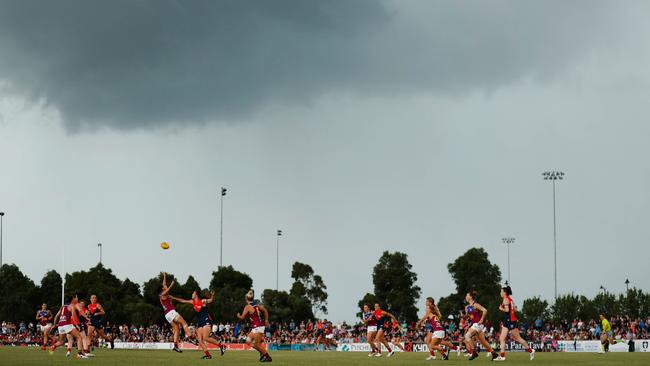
[[58, 324, 75, 335], [75, 322, 87, 333], [367, 325, 377, 333], [393, 331, 402, 338], [90, 318, 104, 329], [316, 330, 324, 337], [251, 326, 265, 334], [432, 330, 446, 339], [605, 331, 613, 338], [326, 334, 334, 339], [470, 323, 485, 333], [503, 320, 518, 330], [197, 315, 213, 328], [165, 310, 179, 324], [40, 323, 53, 332]]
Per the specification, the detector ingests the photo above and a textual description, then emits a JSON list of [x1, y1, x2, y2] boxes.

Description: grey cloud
[[0, 0, 638, 131]]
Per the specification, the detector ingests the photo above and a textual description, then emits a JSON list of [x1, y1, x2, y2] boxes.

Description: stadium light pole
[[625, 278, 630, 292], [0, 212, 4, 268], [219, 187, 227, 268], [543, 171, 564, 301], [276, 230, 282, 291], [502, 237, 515, 285], [97, 243, 102, 265]]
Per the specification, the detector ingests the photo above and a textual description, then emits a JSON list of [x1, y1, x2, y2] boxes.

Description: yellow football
[[160, 242, 170, 250]]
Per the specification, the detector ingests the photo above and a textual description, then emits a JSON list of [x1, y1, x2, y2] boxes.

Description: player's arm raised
[[203, 291, 216, 305]]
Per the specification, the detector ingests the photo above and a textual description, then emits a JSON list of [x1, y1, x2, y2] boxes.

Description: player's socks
[[500, 352, 506, 357], [526, 348, 533, 353]]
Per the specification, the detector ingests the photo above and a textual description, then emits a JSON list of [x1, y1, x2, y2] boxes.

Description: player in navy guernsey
[[495, 286, 535, 361], [373, 303, 400, 358], [362, 304, 379, 356], [87, 294, 114, 350], [36, 303, 53, 350], [463, 291, 499, 361], [171, 290, 227, 359]]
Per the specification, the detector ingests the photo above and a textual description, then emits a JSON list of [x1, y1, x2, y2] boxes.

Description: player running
[[599, 313, 616, 353], [236, 290, 272, 362], [322, 319, 337, 350], [494, 286, 535, 361], [373, 303, 400, 357], [170, 290, 226, 359], [386, 319, 406, 352], [36, 303, 53, 350], [463, 292, 499, 361], [160, 272, 193, 353], [87, 294, 115, 350], [49, 294, 86, 359], [417, 297, 459, 360], [362, 304, 380, 357], [75, 300, 93, 356]]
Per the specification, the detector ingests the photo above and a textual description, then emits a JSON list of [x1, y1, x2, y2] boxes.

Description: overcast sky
[[1, 0, 649, 322]]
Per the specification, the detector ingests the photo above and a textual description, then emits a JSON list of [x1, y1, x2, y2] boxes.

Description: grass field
[[0, 348, 647, 366]]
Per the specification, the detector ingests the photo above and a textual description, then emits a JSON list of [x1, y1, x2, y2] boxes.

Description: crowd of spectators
[[2, 316, 649, 348]]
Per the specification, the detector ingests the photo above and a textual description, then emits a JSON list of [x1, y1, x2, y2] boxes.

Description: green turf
[[0, 347, 647, 366]]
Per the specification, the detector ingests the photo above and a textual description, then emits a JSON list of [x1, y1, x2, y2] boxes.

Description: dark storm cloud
[[0, 0, 633, 130]]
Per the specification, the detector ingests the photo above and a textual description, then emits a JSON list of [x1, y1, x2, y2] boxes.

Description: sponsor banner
[[636, 340, 650, 352], [336, 343, 405, 353], [114, 342, 173, 350], [557, 340, 650, 353], [113, 342, 265, 351]]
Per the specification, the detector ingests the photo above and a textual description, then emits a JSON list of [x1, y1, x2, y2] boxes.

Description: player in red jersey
[[36, 303, 53, 350], [75, 300, 94, 356], [387, 319, 406, 352], [87, 295, 114, 350], [463, 292, 499, 361], [49, 293, 87, 359], [313, 319, 325, 350], [494, 286, 535, 361], [237, 290, 271, 362], [417, 297, 458, 360], [170, 290, 226, 359], [373, 303, 400, 358], [362, 304, 380, 356], [160, 272, 193, 353]]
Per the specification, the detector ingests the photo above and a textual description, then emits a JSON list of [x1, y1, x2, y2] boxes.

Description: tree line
[[0, 261, 328, 325], [1, 248, 648, 326]]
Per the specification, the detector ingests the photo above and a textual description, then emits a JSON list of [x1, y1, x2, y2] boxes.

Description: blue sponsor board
[[267, 344, 320, 351]]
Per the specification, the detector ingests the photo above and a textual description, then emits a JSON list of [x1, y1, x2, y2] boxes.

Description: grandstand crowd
[[2, 315, 649, 348]]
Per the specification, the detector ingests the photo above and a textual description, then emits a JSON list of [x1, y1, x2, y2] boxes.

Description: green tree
[[371, 251, 421, 322], [593, 291, 619, 317], [290, 262, 328, 315], [0, 264, 40, 322], [551, 293, 580, 322], [39, 270, 63, 309], [618, 288, 643, 319], [262, 289, 292, 323], [209, 266, 253, 323], [439, 248, 502, 324], [521, 297, 549, 325], [437, 293, 464, 320]]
